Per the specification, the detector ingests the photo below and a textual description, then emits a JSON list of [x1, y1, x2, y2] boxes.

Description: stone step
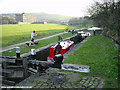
[[90, 79, 99, 88], [7, 65, 23, 69], [82, 77, 91, 87], [2, 80, 15, 86], [97, 78, 105, 88], [87, 77, 95, 88], [79, 78, 87, 85], [0, 58, 16, 63], [1, 69, 14, 74]]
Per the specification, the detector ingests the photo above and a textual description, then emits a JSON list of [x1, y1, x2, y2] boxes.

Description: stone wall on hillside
[[101, 30, 119, 45]]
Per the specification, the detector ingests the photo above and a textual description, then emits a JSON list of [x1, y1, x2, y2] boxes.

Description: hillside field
[[1, 24, 67, 47]]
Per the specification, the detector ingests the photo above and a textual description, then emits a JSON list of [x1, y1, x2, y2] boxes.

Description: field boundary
[[0, 32, 67, 53]]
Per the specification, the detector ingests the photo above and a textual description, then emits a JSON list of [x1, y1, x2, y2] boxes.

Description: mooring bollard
[[93, 30, 95, 35], [31, 49, 36, 60], [53, 54, 63, 69], [16, 47, 20, 58]]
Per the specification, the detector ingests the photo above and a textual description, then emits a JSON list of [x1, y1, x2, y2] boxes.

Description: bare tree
[[88, 0, 120, 43]]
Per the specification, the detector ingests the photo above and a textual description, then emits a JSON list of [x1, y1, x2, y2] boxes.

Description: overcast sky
[[0, 0, 94, 17]]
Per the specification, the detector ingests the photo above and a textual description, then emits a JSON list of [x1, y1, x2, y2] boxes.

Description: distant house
[[44, 21, 47, 24], [31, 21, 47, 24], [15, 13, 36, 24]]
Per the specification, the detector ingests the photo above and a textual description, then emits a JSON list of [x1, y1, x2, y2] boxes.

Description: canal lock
[[1, 34, 88, 86]]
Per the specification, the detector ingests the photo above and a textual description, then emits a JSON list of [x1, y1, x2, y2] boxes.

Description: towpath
[[0, 32, 67, 53]]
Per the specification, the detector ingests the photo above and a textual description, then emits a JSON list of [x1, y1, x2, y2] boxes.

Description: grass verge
[[1, 33, 75, 56], [63, 35, 118, 88]]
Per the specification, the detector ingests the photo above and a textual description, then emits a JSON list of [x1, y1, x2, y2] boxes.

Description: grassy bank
[[1, 24, 67, 47], [64, 35, 118, 88], [2, 33, 74, 56]]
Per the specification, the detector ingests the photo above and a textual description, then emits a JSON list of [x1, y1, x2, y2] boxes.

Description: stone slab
[[61, 63, 90, 73]]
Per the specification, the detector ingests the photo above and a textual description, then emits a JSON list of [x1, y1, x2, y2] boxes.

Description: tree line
[[68, 16, 93, 28], [68, 0, 119, 44], [88, 0, 119, 32], [88, 0, 120, 43], [0, 16, 17, 24]]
